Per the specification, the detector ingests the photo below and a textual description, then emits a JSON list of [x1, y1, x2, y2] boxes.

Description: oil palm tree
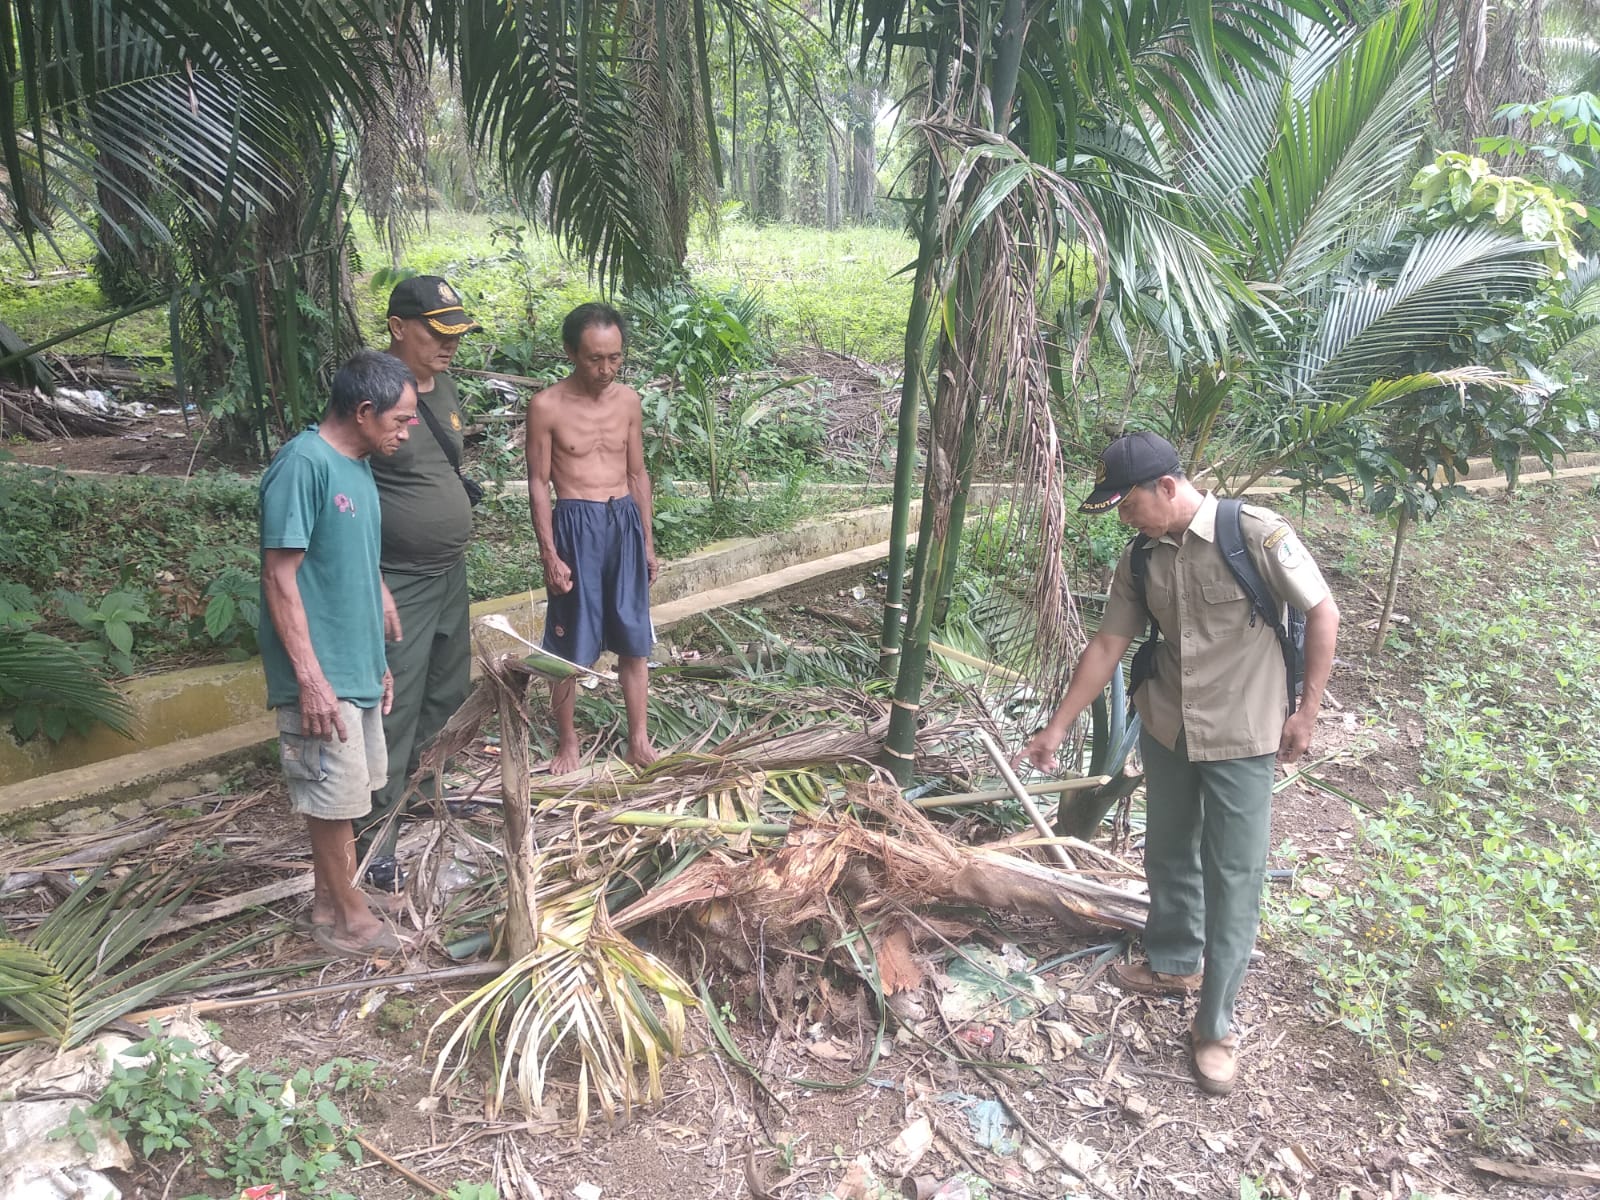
[[0, 0, 779, 446]]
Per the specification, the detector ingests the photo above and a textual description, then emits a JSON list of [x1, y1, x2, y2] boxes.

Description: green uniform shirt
[[1099, 493, 1331, 760], [258, 429, 387, 709], [368, 373, 473, 575]]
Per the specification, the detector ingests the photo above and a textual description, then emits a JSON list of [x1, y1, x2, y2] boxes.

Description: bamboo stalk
[[976, 731, 1074, 869], [605, 813, 789, 837], [913, 775, 1110, 808], [877, 51, 950, 677]]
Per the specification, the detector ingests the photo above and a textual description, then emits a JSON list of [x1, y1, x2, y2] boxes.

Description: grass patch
[[0, 228, 168, 363], [1269, 485, 1600, 1153], [1, 212, 915, 373], [686, 221, 915, 364]]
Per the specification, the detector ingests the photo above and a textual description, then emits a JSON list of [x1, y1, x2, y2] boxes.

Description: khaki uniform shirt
[[1099, 493, 1331, 761]]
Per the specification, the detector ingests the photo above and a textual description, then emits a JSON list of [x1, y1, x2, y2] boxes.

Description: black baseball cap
[[386, 275, 481, 336], [1079, 431, 1182, 513]]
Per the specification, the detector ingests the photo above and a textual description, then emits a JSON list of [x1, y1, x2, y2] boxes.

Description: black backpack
[[1127, 498, 1307, 715]]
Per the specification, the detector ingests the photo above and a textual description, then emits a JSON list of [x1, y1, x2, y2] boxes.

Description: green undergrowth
[[0, 463, 893, 683], [1268, 484, 1600, 1153]]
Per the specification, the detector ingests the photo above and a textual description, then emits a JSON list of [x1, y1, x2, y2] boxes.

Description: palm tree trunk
[[493, 666, 540, 958], [1373, 506, 1412, 652]]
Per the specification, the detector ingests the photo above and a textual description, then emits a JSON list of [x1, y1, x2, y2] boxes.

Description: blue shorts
[[543, 494, 655, 666]]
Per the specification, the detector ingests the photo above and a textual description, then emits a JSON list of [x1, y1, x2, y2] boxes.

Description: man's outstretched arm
[[1014, 630, 1133, 771]]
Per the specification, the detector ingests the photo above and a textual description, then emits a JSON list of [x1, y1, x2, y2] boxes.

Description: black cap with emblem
[[1079, 431, 1182, 513], [386, 275, 482, 336]]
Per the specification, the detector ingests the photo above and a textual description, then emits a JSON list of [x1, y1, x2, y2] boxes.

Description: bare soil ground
[[10, 524, 1592, 1200]]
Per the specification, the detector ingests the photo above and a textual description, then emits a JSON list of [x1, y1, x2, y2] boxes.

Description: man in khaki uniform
[[359, 276, 482, 889], [1017, 431, 1339, 1095]]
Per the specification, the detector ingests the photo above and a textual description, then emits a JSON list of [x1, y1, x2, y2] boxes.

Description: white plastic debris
[[0, 1035, 135, 1200]]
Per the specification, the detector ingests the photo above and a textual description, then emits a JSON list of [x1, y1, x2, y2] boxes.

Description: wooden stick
[[354, 1132, 452, 1197], [152, 874, 314, 938], [913, 776, 1110, 808], [927, 639, 1028, 682], [977, 730, 1074, 869], [1469, 1157, 1600, 1189], [1, 823, 171, 892]]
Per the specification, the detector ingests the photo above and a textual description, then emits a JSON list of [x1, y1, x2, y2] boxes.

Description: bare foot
[[548, 742, 581, 776], [624, 740, 659, 768]]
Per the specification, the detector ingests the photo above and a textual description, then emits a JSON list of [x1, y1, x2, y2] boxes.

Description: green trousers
[[358, 561, 471, 857], [1139, 727, 1276, 1042]]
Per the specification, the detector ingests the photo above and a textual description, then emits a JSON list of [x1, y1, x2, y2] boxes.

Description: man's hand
[[1277, 708, 1316, 764], [645, 545, 659, 585], [382, 586, 403, 643], [545, 554, 574, 595], [297, 672, 348, 742], [381, 669, 395, 716], [1014, 725, 1067, 773]]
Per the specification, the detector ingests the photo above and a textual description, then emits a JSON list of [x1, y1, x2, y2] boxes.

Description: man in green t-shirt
[[260, 349, 417, 958], [359, 276, 483, 889]]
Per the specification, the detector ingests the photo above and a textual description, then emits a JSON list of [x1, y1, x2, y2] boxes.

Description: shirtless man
[[525, 303, 659, 774]]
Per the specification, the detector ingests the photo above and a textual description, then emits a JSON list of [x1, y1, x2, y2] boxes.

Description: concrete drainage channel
[[0, 497, 947, 818]]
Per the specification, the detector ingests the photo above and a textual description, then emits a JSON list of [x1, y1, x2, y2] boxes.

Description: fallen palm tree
[[422, 627, 1150, 1130]]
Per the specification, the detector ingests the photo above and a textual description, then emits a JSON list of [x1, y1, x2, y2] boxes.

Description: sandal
[[312, 922, 405, 960]]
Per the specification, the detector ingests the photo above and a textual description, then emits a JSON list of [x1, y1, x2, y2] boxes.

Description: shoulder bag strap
[[413, 394, 463, 475]]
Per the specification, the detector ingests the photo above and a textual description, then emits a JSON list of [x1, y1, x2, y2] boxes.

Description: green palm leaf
[[1303, 225, 1545, 395], [0, 864, 265, 1049], [1196, 0, 1446, 289], [0, 631, 136, 741]]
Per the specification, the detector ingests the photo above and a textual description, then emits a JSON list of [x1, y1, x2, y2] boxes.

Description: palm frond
[[0, 631, 136, 741], [1237, 0, 1443, 287], [1, 0, 389, 259], [1302, 225, 1546, 395], [0, 863, 263, 1049], [1547, 257, 1600, 360]]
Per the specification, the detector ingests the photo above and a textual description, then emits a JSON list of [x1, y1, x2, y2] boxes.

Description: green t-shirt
[[368, 373, 473, 575], [257, 429, 387, 709]]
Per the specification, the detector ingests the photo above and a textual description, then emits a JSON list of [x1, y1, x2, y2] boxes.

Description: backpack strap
[[1215, 498, 1299, 713], [1125, 533, 1160, 711], [414, 394, 463, 474], [1129, 532, 1159, 638]]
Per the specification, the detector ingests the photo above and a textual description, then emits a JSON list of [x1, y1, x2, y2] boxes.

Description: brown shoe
[[1107, 960, 1203, 995], [1190, 1031, 1239, 1095]]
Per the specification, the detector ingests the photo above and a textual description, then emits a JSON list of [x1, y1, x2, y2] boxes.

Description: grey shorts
[[276, 702, 387, 821]]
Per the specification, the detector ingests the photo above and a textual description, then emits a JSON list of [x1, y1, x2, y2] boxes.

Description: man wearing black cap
[[359, 276, 483, 888], [1016, 431, 1340, 1096]]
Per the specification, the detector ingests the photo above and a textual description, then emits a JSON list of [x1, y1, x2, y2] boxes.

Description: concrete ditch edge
[[0, 513, 927, 814]]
